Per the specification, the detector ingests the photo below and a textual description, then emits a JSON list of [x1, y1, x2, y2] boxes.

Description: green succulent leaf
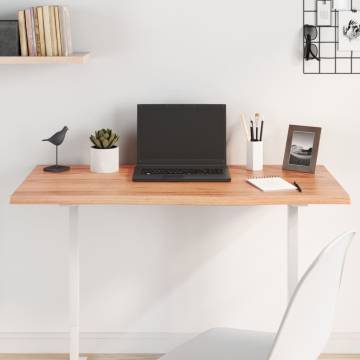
[[90, 128, 119, 149]]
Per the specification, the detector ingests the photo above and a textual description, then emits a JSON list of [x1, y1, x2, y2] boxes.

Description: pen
[[259, 120, 264, 141], [293, 181, 302, 192]]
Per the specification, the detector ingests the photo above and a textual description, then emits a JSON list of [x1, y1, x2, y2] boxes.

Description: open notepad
[[247, 176, 297, 192]]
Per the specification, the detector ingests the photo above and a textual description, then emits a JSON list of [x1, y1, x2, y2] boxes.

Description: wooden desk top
[[10, 165, 350, 206]]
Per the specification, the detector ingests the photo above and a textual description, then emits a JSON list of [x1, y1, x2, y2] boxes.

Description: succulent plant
[[90, 129, 120, 149]]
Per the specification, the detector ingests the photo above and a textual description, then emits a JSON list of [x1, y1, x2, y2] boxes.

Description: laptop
[[133, 104, 231, 182]]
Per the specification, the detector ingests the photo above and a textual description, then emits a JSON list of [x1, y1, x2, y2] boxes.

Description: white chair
[[160, 231, 355, 360]]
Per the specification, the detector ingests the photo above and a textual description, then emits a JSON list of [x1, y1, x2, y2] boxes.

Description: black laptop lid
[[137, 104, 226, 165]]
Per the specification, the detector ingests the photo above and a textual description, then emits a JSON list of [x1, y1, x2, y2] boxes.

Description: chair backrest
[[268, 232, 355, 360]]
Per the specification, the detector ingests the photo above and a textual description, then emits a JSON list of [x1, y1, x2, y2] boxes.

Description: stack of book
[[18, 6, 72, 57]]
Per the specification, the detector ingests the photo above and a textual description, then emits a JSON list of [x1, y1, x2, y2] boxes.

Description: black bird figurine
[[42, 126, 70, 173]]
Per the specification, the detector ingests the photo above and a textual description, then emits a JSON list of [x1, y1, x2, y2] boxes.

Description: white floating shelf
[[0, 52, 90, 64]]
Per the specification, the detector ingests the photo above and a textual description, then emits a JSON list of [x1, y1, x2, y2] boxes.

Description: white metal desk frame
[[66, 204, 301, 360]]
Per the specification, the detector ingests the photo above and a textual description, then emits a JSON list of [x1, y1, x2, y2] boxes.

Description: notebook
[[247, 176, 297, 192]]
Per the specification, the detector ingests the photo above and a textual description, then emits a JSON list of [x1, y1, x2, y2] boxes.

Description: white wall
[[0, 0, 359, 354]]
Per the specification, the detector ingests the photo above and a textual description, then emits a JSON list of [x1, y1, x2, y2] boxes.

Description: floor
[[0, 355, 358, 360]]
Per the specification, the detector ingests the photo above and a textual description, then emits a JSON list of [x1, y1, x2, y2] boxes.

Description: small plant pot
[[90, 146, 119, 173]]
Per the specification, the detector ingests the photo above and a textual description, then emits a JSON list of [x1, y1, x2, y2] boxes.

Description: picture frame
[[282, 125, 321, 173]]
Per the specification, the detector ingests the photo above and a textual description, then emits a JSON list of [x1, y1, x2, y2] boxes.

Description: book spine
[[18, 10, 28, 56], [33, 7, 41, 56], [37, 7, 46, 56], [31, 8, 37, 56], [50, 6, 58, 56], [59, 6, 72, 56], [25, 8, 36, 56], [54, 6, 62, 56], [43, 6, 53, 56], [59, 6, 67, 56]]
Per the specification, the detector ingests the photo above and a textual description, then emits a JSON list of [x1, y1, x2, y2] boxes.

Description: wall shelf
[[0, 52, 90, 64]]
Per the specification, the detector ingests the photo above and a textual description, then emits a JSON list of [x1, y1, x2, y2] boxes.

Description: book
[[0, 21, 20, 56], [18, 5, 74, 57], [59, 6, 73, 56], [247, 176, 297, 192], [42, 6, 53, 56], [37, 7, 46, 56], [18, 10, 28, 56], [25, 8, 37, 56], [54, 6, 62, 56], [49, 6, 58, 56], [33, 7, 42, 56]]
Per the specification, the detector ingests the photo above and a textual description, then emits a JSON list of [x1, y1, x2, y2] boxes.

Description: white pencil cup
[[246, 141, 263, 171]]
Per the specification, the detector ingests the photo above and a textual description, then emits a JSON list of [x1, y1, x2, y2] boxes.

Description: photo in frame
[[317, 0, 332, 26], [338, 11, 360, 51], [283, 125, 321, 173], [333, 0, 350, 10]]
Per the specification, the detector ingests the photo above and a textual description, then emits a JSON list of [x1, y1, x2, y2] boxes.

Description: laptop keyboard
[[141, 168, 224, 176]]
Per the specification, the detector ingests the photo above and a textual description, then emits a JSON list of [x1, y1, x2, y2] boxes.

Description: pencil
[[254, 113, 261, 141], [240, 113, 251, 141]]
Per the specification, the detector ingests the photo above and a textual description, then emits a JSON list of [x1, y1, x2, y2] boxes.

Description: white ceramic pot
[[90, 147, 119, 173], [246, 141, 263, 171]]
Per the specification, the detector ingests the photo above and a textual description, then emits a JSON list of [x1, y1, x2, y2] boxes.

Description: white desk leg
[[68, 206, 86, 360], [287, 205, 299, 301]]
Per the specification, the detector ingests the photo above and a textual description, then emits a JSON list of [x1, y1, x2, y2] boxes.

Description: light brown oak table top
[[10, 165, 350, 206]]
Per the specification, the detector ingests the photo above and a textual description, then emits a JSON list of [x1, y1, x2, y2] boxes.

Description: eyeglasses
[[304, 24, 320, 61]]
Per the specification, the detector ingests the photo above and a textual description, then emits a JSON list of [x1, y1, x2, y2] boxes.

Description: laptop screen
[[137, 104, 226, 165]]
